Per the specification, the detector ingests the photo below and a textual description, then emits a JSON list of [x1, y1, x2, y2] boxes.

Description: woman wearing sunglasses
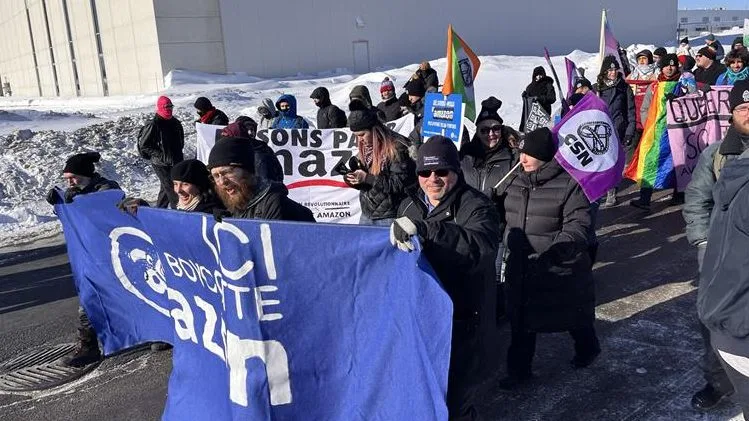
[[716, 50, 749, 86], [346, 108, 417, 226], [460, 96, 519, 322]]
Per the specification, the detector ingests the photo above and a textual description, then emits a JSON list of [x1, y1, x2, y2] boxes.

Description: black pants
[[151, 164, 178, 209], [78, 305, 97, 344], [714, 346, 749, 416], [506, 324, 599, 376], [447, 322, 481, 421]]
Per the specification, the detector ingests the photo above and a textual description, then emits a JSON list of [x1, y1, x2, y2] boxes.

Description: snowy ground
[[0, 29, 743, 249]]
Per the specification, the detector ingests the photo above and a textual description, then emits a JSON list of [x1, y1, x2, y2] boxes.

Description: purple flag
[[552, 92, 624, 202], [565, 58, 578, 100]]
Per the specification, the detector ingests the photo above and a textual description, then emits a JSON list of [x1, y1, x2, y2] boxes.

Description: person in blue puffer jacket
[[270, 94, 309, 129]]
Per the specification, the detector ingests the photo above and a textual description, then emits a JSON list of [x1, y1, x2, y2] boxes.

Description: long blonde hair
[[360, 124, 399, 175]]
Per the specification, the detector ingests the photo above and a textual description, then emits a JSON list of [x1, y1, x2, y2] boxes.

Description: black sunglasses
[[417, 169, 450, 178], [479, 125, 502, 135]]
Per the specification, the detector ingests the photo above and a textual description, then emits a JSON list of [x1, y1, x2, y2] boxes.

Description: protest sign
[[667, 86, 732, 190], [56, 190, 453, 421], [422, 92, 465, 145], [195, 115, 414, 224]]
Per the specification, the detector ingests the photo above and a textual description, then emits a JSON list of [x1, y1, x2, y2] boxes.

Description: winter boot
[[629, 198, 651, 211], [62, 328, 102, 368]]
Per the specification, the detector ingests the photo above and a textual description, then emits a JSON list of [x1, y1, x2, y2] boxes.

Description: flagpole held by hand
[[493, 162, 521, 189]]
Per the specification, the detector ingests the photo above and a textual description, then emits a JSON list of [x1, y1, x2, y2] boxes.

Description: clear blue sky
[[679, 0, 749, 8]]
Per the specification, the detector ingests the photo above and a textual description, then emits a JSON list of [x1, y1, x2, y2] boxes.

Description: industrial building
[[0, 0, 677, 97]]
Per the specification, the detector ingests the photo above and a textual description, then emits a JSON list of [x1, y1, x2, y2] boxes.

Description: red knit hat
[[380, 77, 395, 93]]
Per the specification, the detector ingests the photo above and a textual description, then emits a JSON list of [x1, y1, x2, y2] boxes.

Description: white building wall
[[153, 0, 225, 77], [219, 0, 678, 78], [0, 0, 38, 96]]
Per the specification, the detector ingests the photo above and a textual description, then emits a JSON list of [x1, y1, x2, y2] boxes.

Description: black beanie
[[63, 152, 101, 177], [194, 97, 213, 112], [574, 77, 593, 90], [653, 47, 667, 57], [697, 46, 716, 60], [207, 137, 255, 171], [416, 136, 460, 173], [601, 55, 620, 73], [171, 159, 211, 191], [519, 127, 557, 162], [729, 79, 749, 112], [680, 37, 689, 45], [475, 96, 504, 125], [406, 78, 426, 98], [658, 53, 680, 69], [733, 36, 744, 47], [348, 109, 380, 132]]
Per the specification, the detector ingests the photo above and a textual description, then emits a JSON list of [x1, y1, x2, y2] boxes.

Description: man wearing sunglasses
[[137, 95, 185, 208], [694, 47, 726, 88], [390, 135, 500, 420]]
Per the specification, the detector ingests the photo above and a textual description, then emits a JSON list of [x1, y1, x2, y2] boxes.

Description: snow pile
[[0, 110, 197, 248]]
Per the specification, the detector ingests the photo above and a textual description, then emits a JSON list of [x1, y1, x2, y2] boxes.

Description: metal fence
[[677, 20, 745, 38]]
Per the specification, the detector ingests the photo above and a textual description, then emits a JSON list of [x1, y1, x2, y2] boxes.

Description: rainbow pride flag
[[624, 81, 678, 189]]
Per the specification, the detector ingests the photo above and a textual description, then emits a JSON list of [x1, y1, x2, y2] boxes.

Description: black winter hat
[[636, 49, 654, 64], [310, 87, 330, 101], [729, 79, 749, 112], [475, 96, 504, 126], [416, 136, 460, 173], [658, 53, 680, 69], [569, 93, 585, 106], [680, 37, 689, 45], [171, 159, 211, 191], [63, 152, 101, 177], [519, 127, 557, 163], [405, 78, 427, 98], [601, 55, 620, 73], [697, 46, 716, 60], [207, 137, 255, 172], [653, 47, 668, 57], [194, 97, 213, 112], [574, 77, 593, 90], [348, 109, 380, 132], [532, 66, 546, 79]]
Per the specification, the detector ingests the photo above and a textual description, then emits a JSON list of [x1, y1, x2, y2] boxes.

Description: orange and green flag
[[442, 25, 481, 121]]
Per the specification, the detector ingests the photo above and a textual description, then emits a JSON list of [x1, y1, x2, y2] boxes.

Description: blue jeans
[[359, 214, 394, 227]]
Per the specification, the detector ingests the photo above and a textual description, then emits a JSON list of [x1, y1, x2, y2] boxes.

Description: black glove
[[213, 208, 230, 222], [117, 197, 150, 215], [521, 91, 527, 98], [389, 217, 426, 252], [63, 186, 84, 203], [46, 188, 61, 205]]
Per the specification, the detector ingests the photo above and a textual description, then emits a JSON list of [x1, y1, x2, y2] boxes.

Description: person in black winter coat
[[345, 108, 416, 225], [348, 85, 387, 123], [208, 137, 314, 222], [220, 117, 284, 183], [45, 151, 121, 368], [461, 96, 519, 323], [194, 96, 229, 126], [390, 136, 499, 421], [404, 78, 427, 147], [494, 128, 599, 390], [377, 77, 404, 122], [594, 55, 636, 206], [137, 95, 184, 209], [520, 66, 556, 131], [694, 47, 727, 87], [170, 159, 224, 213], [310, 87, 347, 129]]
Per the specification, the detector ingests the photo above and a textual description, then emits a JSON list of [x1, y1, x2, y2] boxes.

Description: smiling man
[[390, 135, 499, 421], [207, 137, 314, 222]]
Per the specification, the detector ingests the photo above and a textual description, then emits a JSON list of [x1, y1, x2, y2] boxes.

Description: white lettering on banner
[[556, 110, 619, 172], [195, 115, 415, 224], [109, 220, 292, 408]]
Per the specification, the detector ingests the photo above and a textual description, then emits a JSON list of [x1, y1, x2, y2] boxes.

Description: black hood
[[310, 87, 331, 107]]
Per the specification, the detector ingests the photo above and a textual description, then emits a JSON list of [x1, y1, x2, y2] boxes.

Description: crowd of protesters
[[44, 34, 749, 420]]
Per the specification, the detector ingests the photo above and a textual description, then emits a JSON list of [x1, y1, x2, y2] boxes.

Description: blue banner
[[55, 190, 453, 421], [422, 92, 465, 144]]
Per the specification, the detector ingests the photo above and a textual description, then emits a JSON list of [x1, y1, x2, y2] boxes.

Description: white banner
[[195, 115, 415, 224]]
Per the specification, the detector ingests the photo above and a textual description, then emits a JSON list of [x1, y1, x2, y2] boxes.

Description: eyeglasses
[[734, 105, 749, 115], [210, 166, 240, 182], [695, 54, 703, 58], [417, 169, 450, 178], [479, 125, 502, 135]]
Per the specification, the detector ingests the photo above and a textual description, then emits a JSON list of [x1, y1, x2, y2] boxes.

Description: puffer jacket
[[684, 127, 749, 246], [231, 181, 315, 222], [497, 160, 593, 332], [346, 133, 416, 220], [271, 95, 309, 129], [460, 132, 518, 197], [523, 76, 556, 116], [377, 96, 404, 122], [698, 153, 749, 357], [137, 114, 185, 166], [595, 76, 636, 142]]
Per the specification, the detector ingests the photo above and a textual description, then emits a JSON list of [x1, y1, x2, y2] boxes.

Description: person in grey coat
[[683, 80, 749, 411]]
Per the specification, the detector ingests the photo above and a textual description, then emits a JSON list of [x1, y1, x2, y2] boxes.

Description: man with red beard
[[208, 137, 315, 221], [390, 136, 499, 421]]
